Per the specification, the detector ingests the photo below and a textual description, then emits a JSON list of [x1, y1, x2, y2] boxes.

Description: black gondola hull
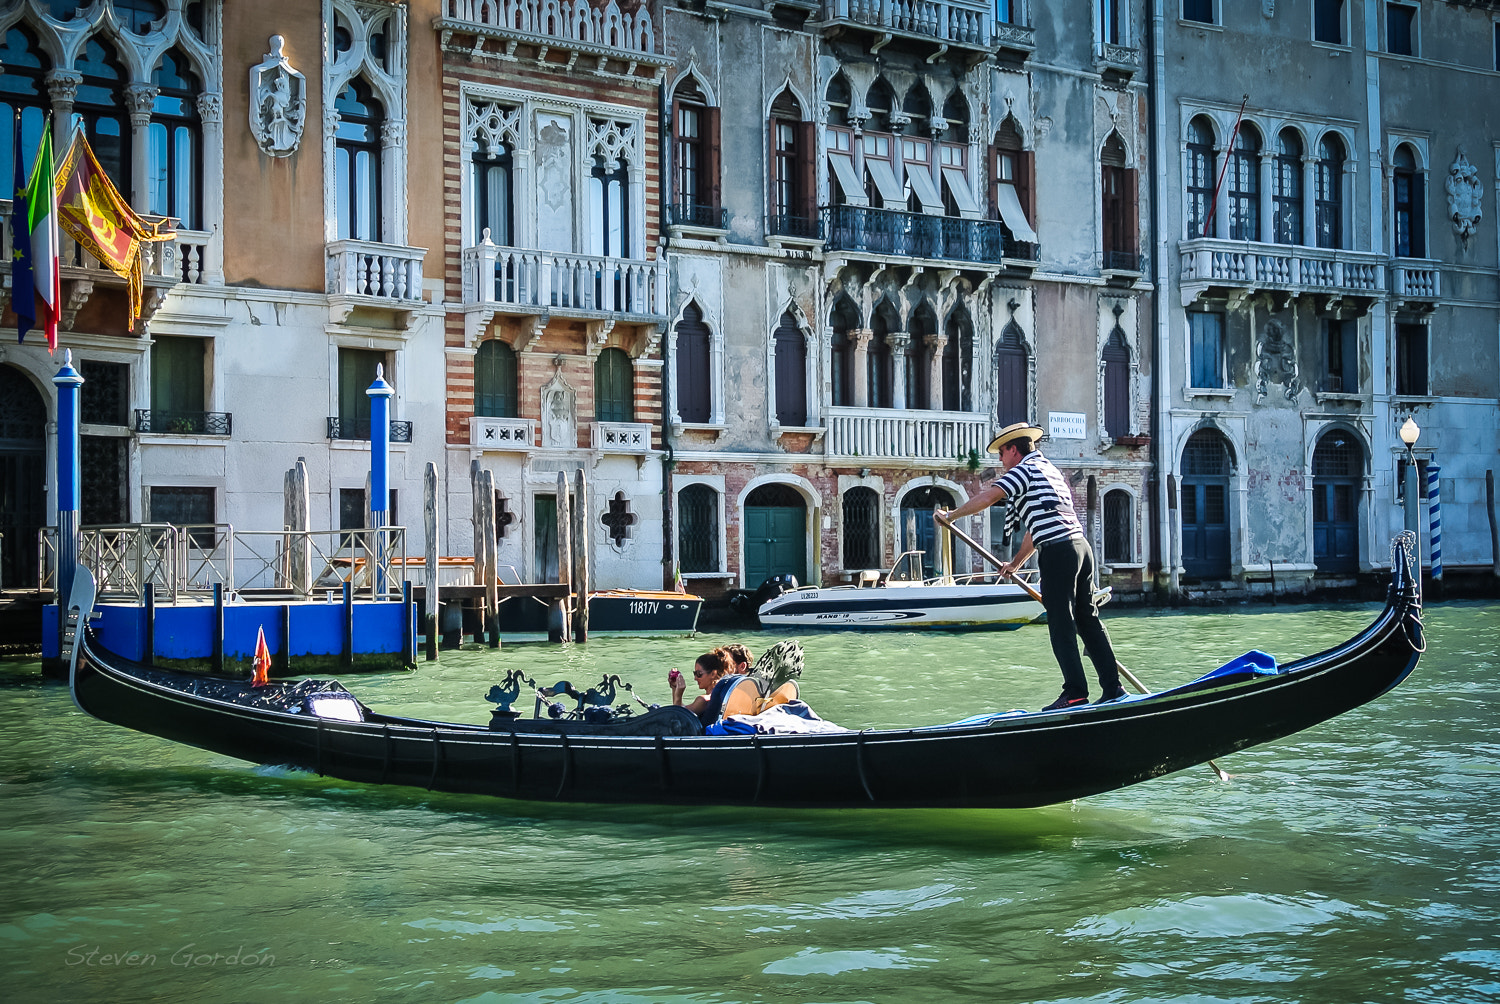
[[70, 544, 1424, 810]]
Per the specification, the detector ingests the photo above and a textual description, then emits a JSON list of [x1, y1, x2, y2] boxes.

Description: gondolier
[[937, 422, 1125, 711]]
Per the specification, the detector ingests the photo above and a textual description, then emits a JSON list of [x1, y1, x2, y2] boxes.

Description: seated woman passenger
[[721, 643, 753, 674], [668, 649, 739, 728]]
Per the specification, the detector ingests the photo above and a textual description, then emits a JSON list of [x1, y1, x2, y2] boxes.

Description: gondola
[[68, 535, 1425, 810]]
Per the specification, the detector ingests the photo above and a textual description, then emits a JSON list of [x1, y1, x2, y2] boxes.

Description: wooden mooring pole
[[572, 467, 590, 642], [423, 461, 439, 661], [550, 470, 571, 643], [481, 469, 499, 648]]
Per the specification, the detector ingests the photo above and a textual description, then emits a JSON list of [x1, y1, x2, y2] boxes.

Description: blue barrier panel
[[352, 602, 405, 654], [221, 606, 286, 659], [95, 605, 146, 662], [153, 605, 215, 659], [290, 602, 347, 656]]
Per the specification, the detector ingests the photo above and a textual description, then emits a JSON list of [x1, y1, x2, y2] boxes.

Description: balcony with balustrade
[[820, 0, 997, 64], [436, 0, 671, 81], [461, 235, 669, 329], [326, 239, 427, 326], [822, 205, 1037, 271], [1177, 238, 1387, 309], [825, 406, 990, 464], [0, 200, 218, 326], [1390, 260, 1441, 312]]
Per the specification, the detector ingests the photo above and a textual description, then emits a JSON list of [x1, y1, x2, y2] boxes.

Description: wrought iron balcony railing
[[134, 409, 232, 436], [1103, 250, 1143, 273], [667, 203, 728, 230], [821, 205, 1037, 264], [327, 418, 414, 443], [767, 213, 823, 240]]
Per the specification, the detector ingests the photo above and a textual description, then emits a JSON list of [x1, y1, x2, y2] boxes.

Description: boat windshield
[[887, 551, 925, 583]]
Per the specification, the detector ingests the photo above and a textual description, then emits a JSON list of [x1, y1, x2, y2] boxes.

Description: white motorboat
[[756, 551, 1052, 630]]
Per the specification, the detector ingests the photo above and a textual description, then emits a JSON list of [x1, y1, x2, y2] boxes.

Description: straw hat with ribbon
[[986, 421, 1045, 455]]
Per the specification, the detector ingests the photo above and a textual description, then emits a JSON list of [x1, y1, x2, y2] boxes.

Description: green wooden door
[[743, 505, 806, 587]]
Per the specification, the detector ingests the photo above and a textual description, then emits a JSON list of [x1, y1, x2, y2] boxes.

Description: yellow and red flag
[[53, 129, 174, 329], [251, 626, 272, 687]]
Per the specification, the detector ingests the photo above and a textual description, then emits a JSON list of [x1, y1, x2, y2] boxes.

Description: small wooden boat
[[496, 588, 702, 639], [68, 535, 1425, 810], [756, 550, 1047, 630]]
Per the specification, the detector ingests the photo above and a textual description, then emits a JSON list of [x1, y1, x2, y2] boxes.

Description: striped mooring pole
[[1426, 462, 1443, 581]]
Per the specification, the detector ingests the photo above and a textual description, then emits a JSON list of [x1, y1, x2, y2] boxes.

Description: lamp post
[[1399, 415, 1421, 538]]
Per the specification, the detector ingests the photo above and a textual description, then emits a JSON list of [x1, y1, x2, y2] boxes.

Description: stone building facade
[[659, 0, 1156, 598], [1154, 0, 1500, 594]]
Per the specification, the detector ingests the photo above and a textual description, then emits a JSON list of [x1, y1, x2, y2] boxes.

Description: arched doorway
[[1312, 429, 1361, 574], [1181, 429, 1231, 579], [899, 484, 956, 577], [743, 483, 806, 587], [0, 365, 47, 588]]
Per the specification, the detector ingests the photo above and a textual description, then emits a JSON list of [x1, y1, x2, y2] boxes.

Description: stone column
[[45, 71, 81, 153], [888, 331, 910, 410], [1301, 155, 1318, 247], [1213, 145, 1230, 239], [926, 333, 947, 411], [1257, 150, 1274, 243], [850, 328, 873, 408], [197, 92, 225, 282], [382, 119, 407, 245], [125, 83, 159, 212]]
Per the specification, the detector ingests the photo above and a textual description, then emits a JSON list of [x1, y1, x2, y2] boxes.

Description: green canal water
[[2, 600, 1498, 1004]]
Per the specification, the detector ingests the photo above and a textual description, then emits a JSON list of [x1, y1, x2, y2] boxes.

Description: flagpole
[[1200, 94, 1249, 239]]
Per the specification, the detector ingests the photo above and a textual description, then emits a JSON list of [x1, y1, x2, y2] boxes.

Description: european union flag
[[11, 118, 34, 343]]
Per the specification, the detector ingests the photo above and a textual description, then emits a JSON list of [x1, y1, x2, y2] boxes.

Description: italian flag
[[22, 125, 59, 352]]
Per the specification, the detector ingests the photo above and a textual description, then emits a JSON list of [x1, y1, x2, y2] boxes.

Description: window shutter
[[670, 98, 681, 208], [987, 144, 1000, 219], [797, 121, 817, 221], [1017, 150, 1035, 225], [1125, 167, 1139, 255], [705, 105, 721, 211]]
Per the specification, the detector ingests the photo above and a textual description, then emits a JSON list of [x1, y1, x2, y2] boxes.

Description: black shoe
[[1041, 693, 1088, 712], [1094, 687, 1128, 704]]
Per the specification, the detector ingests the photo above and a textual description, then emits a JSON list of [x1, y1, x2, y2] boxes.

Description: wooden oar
[[937, 514, 1230, 782]]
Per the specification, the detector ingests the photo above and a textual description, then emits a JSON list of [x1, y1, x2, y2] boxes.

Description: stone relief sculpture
[[1255, 319, 1299, 401], [540, 363, 577, 449], [1445, 149, 1483, 245], [249, 36, 306, 158]]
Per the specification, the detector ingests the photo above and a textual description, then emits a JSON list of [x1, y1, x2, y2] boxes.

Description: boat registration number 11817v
[[628, 601, 660, 615]]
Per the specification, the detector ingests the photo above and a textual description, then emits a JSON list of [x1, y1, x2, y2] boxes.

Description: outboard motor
[[755, 573, 800, 607]]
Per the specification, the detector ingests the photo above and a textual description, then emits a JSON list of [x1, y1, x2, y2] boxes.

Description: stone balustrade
[[463, 240, 668, 319], [1391, 262, 1441, 300], [470, 417, 536, 450], [441, 0, 656, 54], [593, 421, 653, 453], [326, 239, 427, 303], [826, 0, 993, 47], [1178, 238, 1387, 305], [826, 406, 990, 463]]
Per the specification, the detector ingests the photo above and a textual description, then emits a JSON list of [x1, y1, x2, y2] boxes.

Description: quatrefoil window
[[495, 493, 515, 540], [601, 492, 636, 546]]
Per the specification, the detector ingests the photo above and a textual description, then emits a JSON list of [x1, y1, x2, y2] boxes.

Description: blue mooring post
[[53, 351, 84, 653], [367, 364, 394, 599]]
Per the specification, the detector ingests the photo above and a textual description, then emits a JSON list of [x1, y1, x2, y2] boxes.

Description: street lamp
[[1399, 416, 1421, 536]]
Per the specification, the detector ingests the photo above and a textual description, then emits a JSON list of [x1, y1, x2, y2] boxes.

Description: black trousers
[[1037, 537, 1120, 698]]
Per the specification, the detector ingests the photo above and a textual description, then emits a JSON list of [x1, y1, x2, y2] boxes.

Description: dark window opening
[[1395, 323, 1427, 397], [842, 486, 881, 570], [678, 484, 719, 573]]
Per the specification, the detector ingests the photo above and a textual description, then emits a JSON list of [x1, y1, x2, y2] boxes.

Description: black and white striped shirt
[[996, 451, 1084, 547]]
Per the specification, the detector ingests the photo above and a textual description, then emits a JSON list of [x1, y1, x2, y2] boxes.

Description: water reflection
[[1, 601, 1497, 1003]]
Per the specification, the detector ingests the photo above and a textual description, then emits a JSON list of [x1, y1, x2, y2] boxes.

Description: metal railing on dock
[[40, 523, 407, 603]]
